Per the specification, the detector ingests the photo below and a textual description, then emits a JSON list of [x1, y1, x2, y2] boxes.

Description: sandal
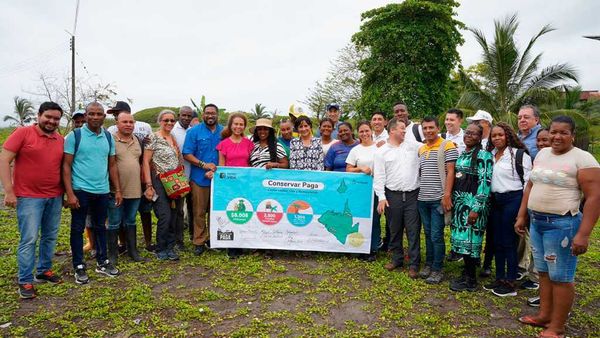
[[537, 330, 565, 338], [518, 315, 549, 328]]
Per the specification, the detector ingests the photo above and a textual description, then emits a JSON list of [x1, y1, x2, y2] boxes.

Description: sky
[[0, 0, 598, 124]]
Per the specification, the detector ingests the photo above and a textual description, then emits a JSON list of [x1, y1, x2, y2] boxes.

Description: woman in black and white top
[[249, 118, 288, 169], [289, 116, 324, 171], [484, 122, 532, 297]]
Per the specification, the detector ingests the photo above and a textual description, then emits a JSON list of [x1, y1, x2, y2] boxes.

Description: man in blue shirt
[[63, 102, 122, 284], [182, 103, 224, 256], [517, 104, 542, 159]]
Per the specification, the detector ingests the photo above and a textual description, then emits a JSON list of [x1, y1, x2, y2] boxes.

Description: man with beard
[[183, 104, 224, 255], [63, 102, 122, 284], [0, 102, 65, 298]]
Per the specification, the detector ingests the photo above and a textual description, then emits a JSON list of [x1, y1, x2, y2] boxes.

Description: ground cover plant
[[0, 205, 598, 337]]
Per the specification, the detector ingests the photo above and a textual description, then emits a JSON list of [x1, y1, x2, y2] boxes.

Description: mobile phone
[[152, 193, 159, 202]]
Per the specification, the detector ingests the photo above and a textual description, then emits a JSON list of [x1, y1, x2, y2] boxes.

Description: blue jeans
[[107, 196, 141, 230], [489, 190, 522, 281], [70, 191, 109, 268], [16, 196, 62, 284], [418, 200, 445, 272], [530, 211, 581, 283]]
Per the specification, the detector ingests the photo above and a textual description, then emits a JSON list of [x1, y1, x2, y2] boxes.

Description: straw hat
[[255, 118, 273, 129]]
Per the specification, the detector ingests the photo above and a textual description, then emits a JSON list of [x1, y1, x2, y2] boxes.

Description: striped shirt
[[418, 138, 458, 201], [249, 142, 287, 168]]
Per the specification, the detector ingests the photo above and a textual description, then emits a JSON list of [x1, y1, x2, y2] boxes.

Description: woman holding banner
[[346, 121, 379, 261], [319, 118, 338, 155], [289, 116, 324, 171], [217, 112, 254, 259], [324, 122, 358, 172], [250, 118, 288, 169]]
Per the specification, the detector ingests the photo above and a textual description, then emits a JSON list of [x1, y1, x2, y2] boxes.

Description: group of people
[[2, 99, 597, 338]]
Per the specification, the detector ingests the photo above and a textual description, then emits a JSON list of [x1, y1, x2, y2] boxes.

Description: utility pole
[[71, 35, 75, 114]]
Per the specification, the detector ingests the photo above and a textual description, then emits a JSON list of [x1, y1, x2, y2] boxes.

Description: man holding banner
[[183, 104, 224, 256], [374, 118, 422, 278]]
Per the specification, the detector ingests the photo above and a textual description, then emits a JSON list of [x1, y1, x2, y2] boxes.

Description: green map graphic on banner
[[210, 167, 373, 253]]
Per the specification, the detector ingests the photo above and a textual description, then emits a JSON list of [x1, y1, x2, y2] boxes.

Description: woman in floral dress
[[449, 123, 494, 292]]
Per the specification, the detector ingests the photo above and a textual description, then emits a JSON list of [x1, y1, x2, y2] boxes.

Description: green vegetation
[[0, 206, 598, 337], [133, 106, 180, 127], [352, 0, 464, 118]]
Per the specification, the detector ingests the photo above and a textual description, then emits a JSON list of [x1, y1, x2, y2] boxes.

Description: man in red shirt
[[0, 102, 65, 299]]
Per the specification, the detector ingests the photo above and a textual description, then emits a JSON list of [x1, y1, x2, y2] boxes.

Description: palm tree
[[458, 14, 578, 124], [4, 96, 35, 126], [249, 103, 271, 122]]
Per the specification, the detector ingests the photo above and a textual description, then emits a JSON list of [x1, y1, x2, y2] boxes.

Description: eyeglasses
[[162, 119, 176, 123], [464, 130, 481, 136]]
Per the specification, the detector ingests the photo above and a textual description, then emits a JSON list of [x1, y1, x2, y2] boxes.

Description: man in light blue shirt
[[63, 102, 121, 284], [517, 104, 542, 159], [182, 103, 224, 256]]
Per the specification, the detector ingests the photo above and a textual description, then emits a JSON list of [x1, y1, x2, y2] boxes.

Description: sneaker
[[95, 260, 120, 277], [426, 271, 444, 284], [483, 280, 503, 291], [34, 270, 63, 284], [74, 265, 89, 285], [18, 283, 36, 299], [194, 245, 206, 256], [419, 266, 432, 279], [516, 271, 527, 281], [520, 280, 539, 290], [156, 250, 170, 260], [527, 296, 540, 307], [449, 277, 477, 292], [492, 281, 517, 297], [447, 251, 463, 262], [167, 249, 180, 261]]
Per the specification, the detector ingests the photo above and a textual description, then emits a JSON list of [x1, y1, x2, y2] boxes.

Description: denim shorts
[[530, 210, 582, 283]]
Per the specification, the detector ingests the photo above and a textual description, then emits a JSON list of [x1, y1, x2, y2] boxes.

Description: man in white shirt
[[466, 110, 493, 149], [107, 101, 152, 140], [171, 106, 194, 246], [393, 101, 424, 143], [371, 111, 388, 147], [374, 118, 422, 278], [442, 108, 466, 154]]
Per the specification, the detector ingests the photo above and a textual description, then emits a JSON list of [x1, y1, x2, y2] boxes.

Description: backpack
[[73, 128, 113, 157], [515, 148, 526, 187], [412, 123, 422, 143], [437, 140, 452, 225]]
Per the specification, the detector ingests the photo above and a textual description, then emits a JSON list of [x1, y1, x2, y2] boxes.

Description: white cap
[[466, 110, 493, 124]]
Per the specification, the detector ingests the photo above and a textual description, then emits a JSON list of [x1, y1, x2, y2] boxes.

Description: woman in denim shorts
[[514, 115, 600, 338]]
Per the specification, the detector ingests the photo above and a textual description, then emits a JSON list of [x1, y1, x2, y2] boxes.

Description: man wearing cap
[[172, 106, 194, 246], [466, 110, 493, 149], [393, 102, 425, 143], [316, 103, 343, 139], [183, 104, 224, 256], [106, 101, 155, 252], [72, 110, 86, 129], [106, 101, 152, 140], [63, 102, 121, 284], [0, 102, 65, 299], [517, 104, 541, 159]]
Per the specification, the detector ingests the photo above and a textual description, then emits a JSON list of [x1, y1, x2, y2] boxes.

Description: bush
[[134, 106, 179, 125]]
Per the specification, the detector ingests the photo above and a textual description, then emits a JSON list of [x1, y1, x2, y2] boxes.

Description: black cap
[[107, 101, 131, 115], [326, 103, 340, 111]]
